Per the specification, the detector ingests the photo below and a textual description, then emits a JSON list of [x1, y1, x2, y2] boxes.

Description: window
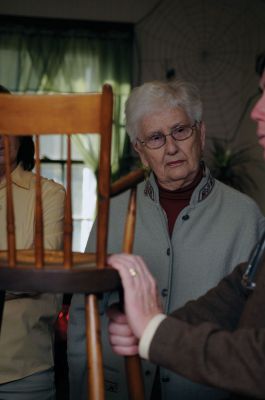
[[0, 15, 133, 250]]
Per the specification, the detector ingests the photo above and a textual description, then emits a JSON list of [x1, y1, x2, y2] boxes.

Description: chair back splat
[[0, 86, 145, 400]]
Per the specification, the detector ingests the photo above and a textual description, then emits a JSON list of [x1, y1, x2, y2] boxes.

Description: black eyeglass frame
[[136, 122, 199, 150]]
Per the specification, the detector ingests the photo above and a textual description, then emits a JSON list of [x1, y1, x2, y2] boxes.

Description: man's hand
[[107, 304, 139, 356]]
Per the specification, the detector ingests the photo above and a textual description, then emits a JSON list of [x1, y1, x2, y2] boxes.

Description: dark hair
[[0, 84, 35, 171], [0, 84, 10, 94], [255, 51, 265, 76], [16, 137, 35, 171]]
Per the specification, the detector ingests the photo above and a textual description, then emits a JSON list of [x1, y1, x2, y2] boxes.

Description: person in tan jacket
[[0, 85, 65, 400]]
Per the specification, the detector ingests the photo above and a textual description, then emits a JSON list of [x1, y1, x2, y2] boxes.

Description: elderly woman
[[107, 53, 265, 399], [0, 85, 65, 400], [68, 80, 265, 400]]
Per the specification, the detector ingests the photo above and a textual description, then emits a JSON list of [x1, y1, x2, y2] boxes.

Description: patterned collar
[[197, 173, 215, 202], [144, 163, 215, 205]]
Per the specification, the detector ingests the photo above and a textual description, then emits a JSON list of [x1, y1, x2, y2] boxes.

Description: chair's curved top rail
[[0, 84, 113, 135]]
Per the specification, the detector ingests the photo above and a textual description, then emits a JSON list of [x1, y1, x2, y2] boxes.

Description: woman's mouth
[[167, 160, 184, 167]]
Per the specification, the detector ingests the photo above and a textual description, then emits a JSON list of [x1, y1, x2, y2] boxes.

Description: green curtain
[[0, 18, 133, 177]]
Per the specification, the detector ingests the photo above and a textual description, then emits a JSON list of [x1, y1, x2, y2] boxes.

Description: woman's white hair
[[125, 80, 203, 143]]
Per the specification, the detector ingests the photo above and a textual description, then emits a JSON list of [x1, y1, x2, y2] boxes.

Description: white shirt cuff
[[139, 314, 166, 359]]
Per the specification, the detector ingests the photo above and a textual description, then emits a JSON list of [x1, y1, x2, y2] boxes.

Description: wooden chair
[[0, 85, 145, 400]]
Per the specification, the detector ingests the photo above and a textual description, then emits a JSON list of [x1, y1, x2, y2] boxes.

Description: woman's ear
[[200, 121, 206, 150], [133, 141, 149, 168], [132, 140, 139, 154]]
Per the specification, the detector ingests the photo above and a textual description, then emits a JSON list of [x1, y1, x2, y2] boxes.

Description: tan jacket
[[0, 165, 65, 383]]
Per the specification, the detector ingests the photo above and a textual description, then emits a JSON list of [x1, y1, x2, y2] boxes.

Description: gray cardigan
[[68, 166, 265, 400]]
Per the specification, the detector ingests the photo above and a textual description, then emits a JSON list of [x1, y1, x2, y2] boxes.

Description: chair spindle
[[85, 86, 113, 400], [96, 86, 113, 269], [64, 134, 73, 269], [4, 135, 16, 268], [123, 187, 145, 400], [34, 134, 44, 269]]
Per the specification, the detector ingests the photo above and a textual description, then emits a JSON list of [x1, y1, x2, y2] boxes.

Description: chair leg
[[122, 187, 145, 400], [0, 291, 5, 333], [125, 355, 145, 400], [85, 294, 105, 400]]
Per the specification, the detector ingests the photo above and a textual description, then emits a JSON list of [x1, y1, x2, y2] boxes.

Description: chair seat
[[0, 250, 121, 294]]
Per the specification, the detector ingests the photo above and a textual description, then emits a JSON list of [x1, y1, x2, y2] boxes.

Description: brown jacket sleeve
[[173, 263, 248, 329], [149, 263, 265, 398]]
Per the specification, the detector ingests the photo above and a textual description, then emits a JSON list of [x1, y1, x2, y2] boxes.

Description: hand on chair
[[107, 253, 163, 355]]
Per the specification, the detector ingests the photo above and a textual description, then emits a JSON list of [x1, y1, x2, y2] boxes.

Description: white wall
[[1, 0, 265, 212], [132, 0, 265, 211]]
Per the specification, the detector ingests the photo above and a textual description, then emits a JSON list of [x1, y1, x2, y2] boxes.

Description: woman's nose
[[165, 134, 179, 152]]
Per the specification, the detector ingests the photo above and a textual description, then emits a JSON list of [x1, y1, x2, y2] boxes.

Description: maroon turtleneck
[[157, 166, 203, 237]]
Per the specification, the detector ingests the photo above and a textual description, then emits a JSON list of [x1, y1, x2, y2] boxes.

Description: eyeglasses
[[136, 123, 198, 150]]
